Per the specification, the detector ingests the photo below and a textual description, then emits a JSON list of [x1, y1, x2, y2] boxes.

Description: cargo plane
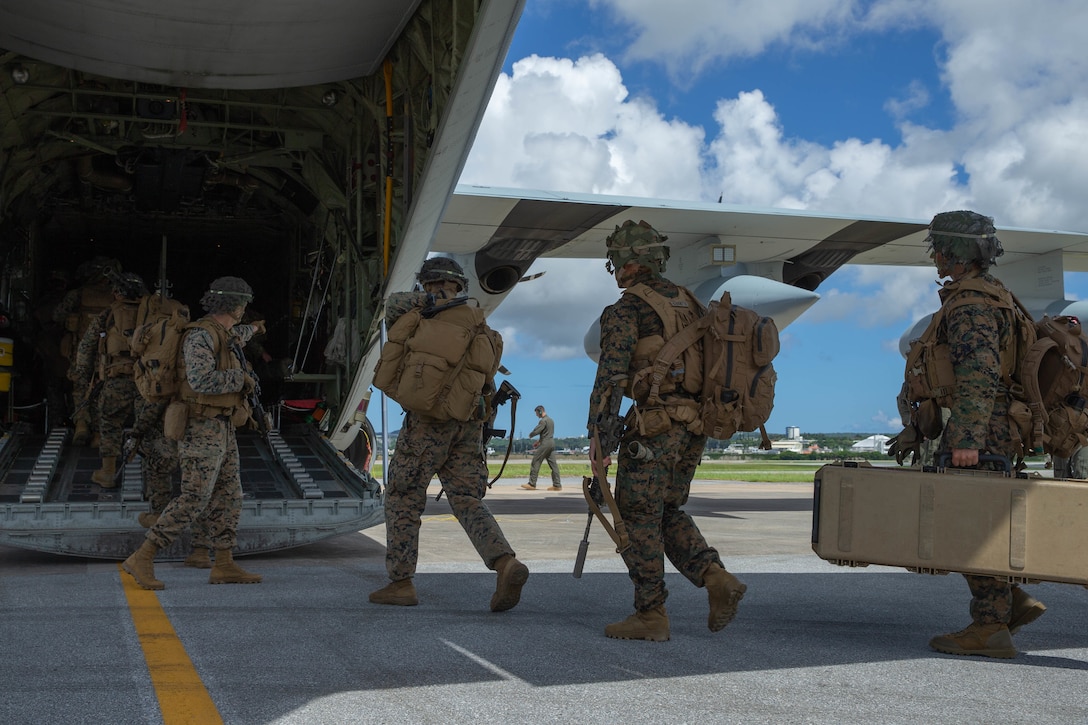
[[2, 1, 1086, 559]]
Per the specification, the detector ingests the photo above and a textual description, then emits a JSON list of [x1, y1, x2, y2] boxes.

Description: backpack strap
[[1019, 336, 1055, 454], [624, 284, 707, 406]]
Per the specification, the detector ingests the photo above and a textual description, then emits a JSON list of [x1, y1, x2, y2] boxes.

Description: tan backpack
[[130, 294, 191, 403], [373, 298, 503, 421], [629, 286, 780, 448]]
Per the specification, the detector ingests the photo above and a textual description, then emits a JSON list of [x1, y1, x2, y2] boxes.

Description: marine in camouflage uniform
[[588, 220, 746, 642], [369, 257, 528, 612], [122, 277, 263, 589], [917, 211, 1047, 658], [55, 257, 122, 445], [69, 271, 146, 487]]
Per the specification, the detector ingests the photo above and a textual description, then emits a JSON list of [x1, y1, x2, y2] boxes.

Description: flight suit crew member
[[521, 405, 562, 490], [588, 220, 746, 642], [70, 271, 147, 486], [369, 257, 529, 611], [55, 257, 122, 445], [913, 211, 1047, 658], [122, 276, 263, 589]]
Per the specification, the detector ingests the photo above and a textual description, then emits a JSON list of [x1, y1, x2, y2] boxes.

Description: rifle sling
[[487, 395, 518, 488], [585, 428, 630, 553]]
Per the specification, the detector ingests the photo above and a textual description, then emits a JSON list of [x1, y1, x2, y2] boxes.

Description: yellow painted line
[[118, 564, 224, 725]]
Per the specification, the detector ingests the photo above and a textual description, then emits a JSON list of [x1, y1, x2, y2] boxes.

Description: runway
[[2, 478, 1086, 724]]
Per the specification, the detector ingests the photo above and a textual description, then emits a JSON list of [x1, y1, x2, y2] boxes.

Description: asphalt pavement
[[2, 477, 1086, 724]]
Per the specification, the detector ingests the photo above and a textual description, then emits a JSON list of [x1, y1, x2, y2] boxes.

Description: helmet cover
[[926, 210, 1003, 269], [605, 220, 670, 274]]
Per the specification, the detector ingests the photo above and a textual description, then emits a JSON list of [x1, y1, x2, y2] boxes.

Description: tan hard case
[[812, 461, 1088, 585]]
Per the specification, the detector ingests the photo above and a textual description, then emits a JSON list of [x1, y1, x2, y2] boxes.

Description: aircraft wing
[[433, 185, 1088, 328]]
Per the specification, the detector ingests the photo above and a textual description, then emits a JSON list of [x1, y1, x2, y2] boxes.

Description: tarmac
[[2, 475, 1087, 724]]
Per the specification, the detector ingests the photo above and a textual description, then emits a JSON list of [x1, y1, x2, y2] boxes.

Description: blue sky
[[445, 0, 1088, 439]]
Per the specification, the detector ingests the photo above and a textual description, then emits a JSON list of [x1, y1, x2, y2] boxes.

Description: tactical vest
[[902, 274, 1034, 455], [622, 283, 704, 402], [100, 299, 140, 378], [903, 276, 1019, 408], [373, 298, 502, 422], [177, 318, 248, 422]]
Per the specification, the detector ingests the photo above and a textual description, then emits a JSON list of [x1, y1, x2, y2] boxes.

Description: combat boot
[[90, 456, 117, 488], [490, 554, 529, 612], [121, 540, 164, 590], [929, 622, 1017, 658], [72, 419, 91, 446], [703, 562, 747, 632], [184, 547, 212, 569], [137, 512, 159, 528], [369, 578, 419, 606], [1009, 586, 1047, 634], [208, 549, 262, 584], [605, 605, 670, 642]]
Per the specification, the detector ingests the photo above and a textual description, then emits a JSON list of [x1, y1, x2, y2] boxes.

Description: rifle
[[434, 378, 520, 502], [71, 377, 104, 417], [157, 234, 169, 300], [229, 339, 272, 436], [573, 376, 630, 577]]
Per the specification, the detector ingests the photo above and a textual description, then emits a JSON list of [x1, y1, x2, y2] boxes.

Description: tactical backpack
[[626, 285, 780, 448], [903, 276, 1088, 459], [130, 294, 191, 403], [1020, 314, 1088, 457], [373, 298, 503, 421]]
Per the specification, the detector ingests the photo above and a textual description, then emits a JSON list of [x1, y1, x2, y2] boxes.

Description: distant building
[[851, 434, 891, 452], [771, 438, 805, 453], [786, 426, 800, 440]]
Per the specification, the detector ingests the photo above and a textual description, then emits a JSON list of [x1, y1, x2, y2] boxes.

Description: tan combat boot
[[137, 512, 159, 528], [90, 456, 117, 488], [605, 605, 670, 642], [121, 540, 164, 590], [184, 547, 212, 569], [490, 554, 529, 612], [1009, 586, 1046, 634], [72, 419, 91, 446], [929, 622, 1017, 658], [369, 578, 419, 606], [208, 549, 262, 584], [704, 562, 747, 632]]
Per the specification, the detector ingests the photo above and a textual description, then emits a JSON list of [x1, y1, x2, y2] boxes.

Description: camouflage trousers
[[70, 379, 98, 430], [529, 439, 561, 486], [615, 423, 720, 612], [146, 416, 241, 551], [946, 431, 1017, 625], [97, 376, 137, 456], [133, 399, 179, 515], [964, 575, 1013, 624], [383, 413, 513, 581]]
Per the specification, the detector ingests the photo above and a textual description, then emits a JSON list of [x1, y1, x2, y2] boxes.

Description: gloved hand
[[241, 373, 257, 395], [886, 424, 922, 466]]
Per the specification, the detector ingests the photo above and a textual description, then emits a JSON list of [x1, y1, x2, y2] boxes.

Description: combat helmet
[[605, 220, 670, 274], [925, 210, 1003, 269], [200, 276, 253, 313], [107, 270, 148, 300], [76, 256, 122, 283], [418, 257, 468, 292]]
